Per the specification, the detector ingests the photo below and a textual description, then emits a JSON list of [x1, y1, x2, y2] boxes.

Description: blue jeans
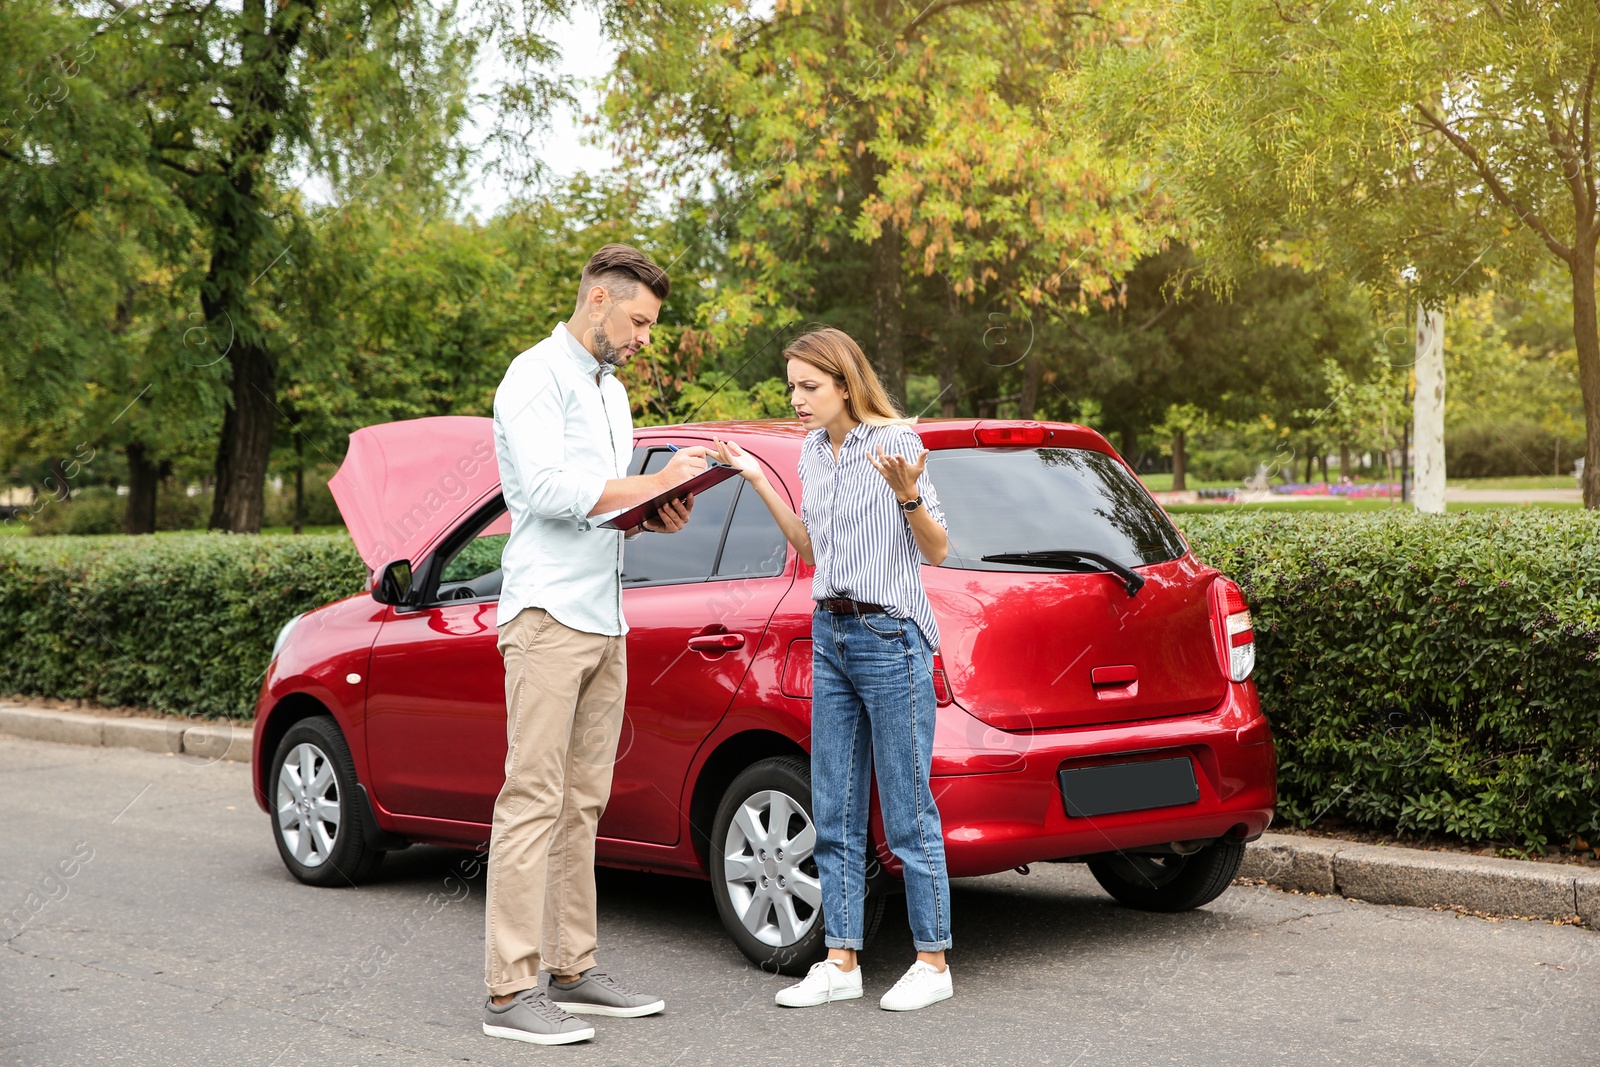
[[810, 608, 953, 953]]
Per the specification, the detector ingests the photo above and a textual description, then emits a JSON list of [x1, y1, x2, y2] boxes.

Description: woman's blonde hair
[[783, 327, 914, 428]]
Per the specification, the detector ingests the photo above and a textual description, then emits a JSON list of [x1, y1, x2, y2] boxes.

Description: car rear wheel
[[1087, 838, 1246, 912], [270, 716, 385, 887], [709, 756, 884, 976]]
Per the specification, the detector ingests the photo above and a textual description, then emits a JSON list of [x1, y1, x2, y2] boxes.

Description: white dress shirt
[[493, 323, 633, 635]]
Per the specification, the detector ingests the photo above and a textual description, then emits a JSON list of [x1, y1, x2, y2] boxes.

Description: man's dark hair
[[578, 244, 670, 303]]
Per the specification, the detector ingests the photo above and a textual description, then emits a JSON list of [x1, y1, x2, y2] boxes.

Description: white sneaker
[[774, 959, 864, 1007], [878, 961, 952, 1011]]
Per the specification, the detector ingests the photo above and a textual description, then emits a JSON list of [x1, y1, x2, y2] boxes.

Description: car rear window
[[925, 447, 1186, 571]]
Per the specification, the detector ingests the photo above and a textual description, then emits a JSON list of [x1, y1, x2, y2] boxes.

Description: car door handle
[[688, 633, 746, 653]]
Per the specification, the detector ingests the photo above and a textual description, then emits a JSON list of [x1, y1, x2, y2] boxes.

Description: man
[[483, 244, 709, 1046]]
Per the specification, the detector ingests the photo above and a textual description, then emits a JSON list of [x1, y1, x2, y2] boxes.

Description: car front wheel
[[1087, 838, 1246, 912], [270, 716, 385, 887], [709, 756, 885, 976]]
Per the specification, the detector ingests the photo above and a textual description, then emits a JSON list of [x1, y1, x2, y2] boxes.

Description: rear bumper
[[925, 685, 1276, 878]]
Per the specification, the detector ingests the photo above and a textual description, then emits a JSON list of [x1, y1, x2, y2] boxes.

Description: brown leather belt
[[817, 597, 888, 615]]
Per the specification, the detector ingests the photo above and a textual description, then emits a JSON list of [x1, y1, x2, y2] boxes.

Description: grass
[[16, 524, 349, 538], [1166, 499, 1584, 515], [1136, 473, 1248, 492], [259, 525, 348, 537], [1142, 473, 1578, 493], [1444, 475, 1578, 490]]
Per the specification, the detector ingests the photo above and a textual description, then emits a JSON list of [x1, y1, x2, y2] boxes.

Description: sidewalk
[[2, 700, 1595, 926]]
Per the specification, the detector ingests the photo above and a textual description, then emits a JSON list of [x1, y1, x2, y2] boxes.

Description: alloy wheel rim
[[722, 788, 822, 947], [276, 741, 341, 868]]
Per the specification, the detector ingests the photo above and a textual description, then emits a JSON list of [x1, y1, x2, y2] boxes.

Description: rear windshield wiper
[[978, 550, 1146, 597]]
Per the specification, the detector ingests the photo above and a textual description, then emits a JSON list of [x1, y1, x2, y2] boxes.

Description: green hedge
[[2, 513, 1597, 850], [0, 533, 366, 719], [1181, 511, 1600, 850]]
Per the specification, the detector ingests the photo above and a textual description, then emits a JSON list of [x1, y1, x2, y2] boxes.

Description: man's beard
[[592, 328, 628, 367]]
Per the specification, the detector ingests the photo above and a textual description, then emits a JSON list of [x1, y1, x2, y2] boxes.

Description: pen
[[666, 444, 679, 452]]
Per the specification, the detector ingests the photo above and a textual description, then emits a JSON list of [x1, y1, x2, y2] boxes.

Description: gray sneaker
[[548, 968, 665, 1018], [482, 988, 596, 1045]]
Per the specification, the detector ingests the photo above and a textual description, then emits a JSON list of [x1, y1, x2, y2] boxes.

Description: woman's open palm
[[870, 445, 927, 500], [713, 439, 762, 481]]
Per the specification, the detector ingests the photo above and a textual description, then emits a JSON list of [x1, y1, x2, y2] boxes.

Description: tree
[[4, 0, 578, 531], [599, 0, 1171, 407], [1063, 0, 1600, 507], [1039, 246, 1377, 472]]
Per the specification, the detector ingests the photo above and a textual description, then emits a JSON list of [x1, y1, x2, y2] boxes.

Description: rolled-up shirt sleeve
[[497, 363, 606, 525]]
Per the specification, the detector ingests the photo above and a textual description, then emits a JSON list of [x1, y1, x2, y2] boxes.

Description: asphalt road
[[3, 735, 1596, 1067]]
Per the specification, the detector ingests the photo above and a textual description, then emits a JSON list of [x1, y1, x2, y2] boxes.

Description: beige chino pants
[[485, 606, 627, 997]]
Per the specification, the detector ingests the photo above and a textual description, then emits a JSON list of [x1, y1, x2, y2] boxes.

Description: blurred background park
[[1, 0, 1595, 535]]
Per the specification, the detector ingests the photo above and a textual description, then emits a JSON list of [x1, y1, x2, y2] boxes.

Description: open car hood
[[328, 416, 500, 574]]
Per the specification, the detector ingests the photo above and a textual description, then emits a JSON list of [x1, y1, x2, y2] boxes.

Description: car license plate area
[[1058, 756, 1200, 818]]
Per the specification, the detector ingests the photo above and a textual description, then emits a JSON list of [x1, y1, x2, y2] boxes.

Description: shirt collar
[[554, 322, 616, 380], [808, 423, 869, 451]]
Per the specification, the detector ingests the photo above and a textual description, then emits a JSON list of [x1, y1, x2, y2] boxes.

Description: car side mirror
[[372, 559, 414, 606]]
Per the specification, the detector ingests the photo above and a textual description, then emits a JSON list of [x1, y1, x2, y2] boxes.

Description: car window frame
[[620, 446, 744, 589], [410, 493, 510, 608]]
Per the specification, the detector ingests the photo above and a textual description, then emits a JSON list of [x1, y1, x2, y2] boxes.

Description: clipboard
[[599, 461, 742, 530]]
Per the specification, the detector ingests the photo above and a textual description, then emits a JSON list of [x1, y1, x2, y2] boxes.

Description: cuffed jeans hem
[[824, 937, 865, 950], [912, 937, 953, 953], [486, 976, 543, 998]]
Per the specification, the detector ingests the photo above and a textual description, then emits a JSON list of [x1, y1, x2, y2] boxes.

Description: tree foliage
[[600, 0, 1173, 404], [1063, 0, 1600, 505]]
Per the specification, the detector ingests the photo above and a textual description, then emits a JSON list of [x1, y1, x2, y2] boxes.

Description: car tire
[[269, 716, 385, 887], [709, 756, 885, 976], [1087, 838, 1246, 913]]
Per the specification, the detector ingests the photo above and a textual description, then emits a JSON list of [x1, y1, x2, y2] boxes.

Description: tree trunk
[[1018, 352, 1042, 420], [870, 221, 905, 409], [207, 345, 277, 532], [938, 339, 959, 417], [1303, 444, 1314, 484], [47, 458, 74, 501], [1340, 443, 1351, 482], [1120, 426, 1137, 462], [1572, 240, 1600, 510], [124, 443, 162, 535], [1413, 305, 1447, 514], [200, 0, 307, 532], [293, 434, 304, 534], [1171, 429, 1187, 491]]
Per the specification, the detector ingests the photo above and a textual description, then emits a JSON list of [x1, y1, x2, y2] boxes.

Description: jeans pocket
[[858, 612, 905, 641]]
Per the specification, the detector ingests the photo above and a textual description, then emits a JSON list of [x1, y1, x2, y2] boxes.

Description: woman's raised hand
[[713, 439, 763, 482], [869, 445, 927, 502]]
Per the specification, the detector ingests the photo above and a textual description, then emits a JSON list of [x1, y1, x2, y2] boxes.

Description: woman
[[713, 326, 954, 1013]]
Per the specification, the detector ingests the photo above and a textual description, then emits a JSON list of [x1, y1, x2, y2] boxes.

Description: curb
[[0, 704, 253, 764], [1240, 832, 1600, 927]]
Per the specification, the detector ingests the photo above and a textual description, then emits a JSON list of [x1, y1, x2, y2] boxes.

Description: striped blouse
[[797, 422, 948, 649]]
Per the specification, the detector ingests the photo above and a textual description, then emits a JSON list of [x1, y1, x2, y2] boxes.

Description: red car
[[253, 416, 1275, 973]]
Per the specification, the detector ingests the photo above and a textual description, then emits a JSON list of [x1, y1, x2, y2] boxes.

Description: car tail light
[[931, 653, 954, 706], [1214, 578, 1255, 682], [975, 424, 1048, 446]]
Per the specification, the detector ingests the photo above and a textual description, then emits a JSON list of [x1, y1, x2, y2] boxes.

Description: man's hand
[[639, 494, 694, 534], [659, 446, 711, 488]]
